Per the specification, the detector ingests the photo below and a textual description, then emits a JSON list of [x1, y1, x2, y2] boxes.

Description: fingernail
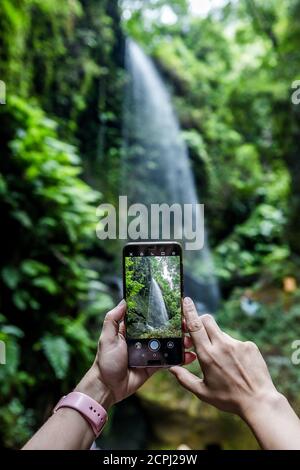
[[117, 299, 126, 307], [183, 297, 193, 305], [202, 313, 212, 318]]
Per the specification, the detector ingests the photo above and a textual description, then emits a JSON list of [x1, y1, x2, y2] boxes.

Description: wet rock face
[[137, 370, 259, 450]]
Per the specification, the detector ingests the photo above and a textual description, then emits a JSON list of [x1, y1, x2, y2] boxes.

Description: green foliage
[[0, 399, 35, 449], [218, 289, 300, 400], [123, 0, 299, 284], [0, 96, 113, 447], [0, 315, 35, 447], [40, 335, 71, 380], [125, 257, 145, 312], [0, 0, 124, 448], [215, 203, 290, 281]]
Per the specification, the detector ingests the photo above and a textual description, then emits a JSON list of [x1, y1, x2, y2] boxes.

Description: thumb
[[101, 300, 126, 341], [170, 366, 208, 400]]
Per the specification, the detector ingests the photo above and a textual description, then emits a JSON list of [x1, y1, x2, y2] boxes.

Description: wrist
[[241, 388, 286, 424], [74, 366, 114, 411]]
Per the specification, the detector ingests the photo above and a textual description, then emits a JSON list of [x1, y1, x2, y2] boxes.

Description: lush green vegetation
[[0, 95, 115, 447], [0, 0, 120, 448], [0, 0, 300, 450], [125, 256, 181, 338]]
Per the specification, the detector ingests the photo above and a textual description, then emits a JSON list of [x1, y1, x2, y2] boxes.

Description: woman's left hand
[[77, 299, 196, 410]]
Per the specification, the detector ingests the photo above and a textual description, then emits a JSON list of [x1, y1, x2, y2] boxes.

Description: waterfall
[[123, 39, 220, 313], [147, 277, 169, 328]]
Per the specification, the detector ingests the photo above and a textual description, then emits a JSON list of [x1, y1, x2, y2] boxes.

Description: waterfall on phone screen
[[147, 277, 169, 329]]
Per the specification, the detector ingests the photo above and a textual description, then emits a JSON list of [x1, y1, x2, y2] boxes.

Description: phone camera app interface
[[125, 254, 181, 339]]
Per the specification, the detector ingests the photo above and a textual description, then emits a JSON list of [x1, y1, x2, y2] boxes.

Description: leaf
[[39, 217, 57, 228], [21, 259, 50, 277], [0, 173, 7, 195], [11, 210, 32, 228], [29, 298, 40, 310], [1, 267, 20, 289], [2, 325, 24, 338], [32, 276, 58, 294], [41, 335, 70, 379], [3, 338, 20, 374], [12, 291, 28, 310]]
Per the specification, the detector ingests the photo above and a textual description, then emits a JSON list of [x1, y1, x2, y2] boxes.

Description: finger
[[183, 297, 211, 357], [101, 300, 126, 341], [201, 314, 222, 343], [169, 366, 208, 400], [222, 332, 232, 340], [182, 318, 188, 333], [183, 351, 197, 365], [184, 335, 193, 349], [119, 320, 126, 337]]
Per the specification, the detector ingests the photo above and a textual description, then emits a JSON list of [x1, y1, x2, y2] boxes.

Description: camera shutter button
[[148, 340, 160, 351]]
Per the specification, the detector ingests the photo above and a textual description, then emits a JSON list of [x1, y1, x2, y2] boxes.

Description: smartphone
[[123, 242, 184, 367]]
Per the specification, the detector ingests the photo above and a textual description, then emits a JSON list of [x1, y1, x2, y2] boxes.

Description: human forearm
[[242, 391, 300, 450], [22, 366, 113, 450]]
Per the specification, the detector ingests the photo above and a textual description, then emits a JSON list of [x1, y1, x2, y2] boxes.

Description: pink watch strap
[[53, 391, 108, 437]]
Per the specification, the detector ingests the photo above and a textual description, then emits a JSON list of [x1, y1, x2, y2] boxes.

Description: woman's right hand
[[170, 297, 300, 449], [170, 297, 279, 418]]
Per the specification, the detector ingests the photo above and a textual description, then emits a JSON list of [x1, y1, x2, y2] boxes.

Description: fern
[[41, 335, 70, 380]]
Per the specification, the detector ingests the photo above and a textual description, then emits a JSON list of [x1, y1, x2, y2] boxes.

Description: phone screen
[[123, 243, 183, 367]]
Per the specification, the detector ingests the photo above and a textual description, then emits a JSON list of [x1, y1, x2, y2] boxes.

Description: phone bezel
[[123, 241, 184, 368]]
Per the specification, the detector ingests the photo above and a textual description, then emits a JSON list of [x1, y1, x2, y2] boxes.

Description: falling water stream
[[123, 39, 219, 313], [147, 277, 169, 328]]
